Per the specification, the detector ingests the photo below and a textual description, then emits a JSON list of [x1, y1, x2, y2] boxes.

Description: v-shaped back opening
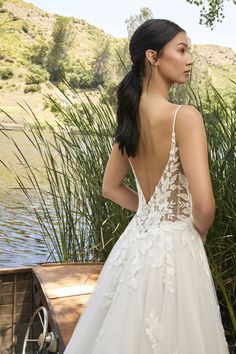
[[129, 104, 183, 205]]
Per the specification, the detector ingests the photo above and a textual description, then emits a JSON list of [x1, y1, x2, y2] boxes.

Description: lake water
[[0, 131, 50, 268]]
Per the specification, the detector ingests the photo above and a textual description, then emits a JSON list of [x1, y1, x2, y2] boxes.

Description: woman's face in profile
[[158, 31, 194, 84]]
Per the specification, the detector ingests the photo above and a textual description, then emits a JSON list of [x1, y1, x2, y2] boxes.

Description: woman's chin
[[176, 77, 190, 84]]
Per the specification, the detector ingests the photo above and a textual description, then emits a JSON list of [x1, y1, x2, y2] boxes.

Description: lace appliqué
[[134, 137, 192, 233], [134, 134, 179, 231], [176, 172, 193, 220], [107, 127, 198, 295], [145, 309, 161, 354], [149, 235, 176, 293]]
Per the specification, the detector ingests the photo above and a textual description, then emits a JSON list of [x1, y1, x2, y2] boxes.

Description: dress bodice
[[129, 105, 193, 232]]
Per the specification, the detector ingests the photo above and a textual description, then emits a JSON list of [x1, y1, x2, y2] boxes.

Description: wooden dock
[[0, 262, 104, 354], [33, 263, 104, 351]]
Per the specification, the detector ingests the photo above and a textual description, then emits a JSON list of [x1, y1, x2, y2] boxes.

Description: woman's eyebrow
[[177, 42, 189, 47]]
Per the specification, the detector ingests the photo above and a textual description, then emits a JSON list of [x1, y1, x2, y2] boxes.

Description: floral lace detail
[[107, 218, 200, 295], [107, 105, 210, 295], [133, 131, 193, 234], [151, 238, 176, 293], [145, 309, 182, 354], [145, 309, 161, 354]]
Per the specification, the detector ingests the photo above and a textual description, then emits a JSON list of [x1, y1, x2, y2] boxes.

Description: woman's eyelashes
[[179, 48, 192, 54]]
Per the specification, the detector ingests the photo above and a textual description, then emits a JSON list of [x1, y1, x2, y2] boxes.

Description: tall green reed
[[0, 79, 235, 345], [0, 87, 135, 263], [187, 82, 236, 344]]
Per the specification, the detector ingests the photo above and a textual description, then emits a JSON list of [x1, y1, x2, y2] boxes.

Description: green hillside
[[0, 0, 235, 126]]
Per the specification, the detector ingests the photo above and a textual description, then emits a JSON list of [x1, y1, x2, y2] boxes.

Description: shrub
[[12, 15, 19, 21], [27, 43, 49, 66], [43, 96, 62, 114], [67, 66, 95, 89], [5, 57, 14, 63], [24, 84, 41, 93], [25, 65, 49, 85], [0, 68, 14, 80], [22, 23, 29, 33], [68, 73, 81, 89]]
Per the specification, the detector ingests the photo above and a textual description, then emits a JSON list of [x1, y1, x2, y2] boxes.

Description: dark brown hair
[[113, 19, 185, 157]]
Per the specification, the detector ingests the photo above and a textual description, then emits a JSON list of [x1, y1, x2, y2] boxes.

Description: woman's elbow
[[102, 187, 109, 198], [101, 181, 112, 198], [193, 198, 216, 217], [102, 181, 121, 199]]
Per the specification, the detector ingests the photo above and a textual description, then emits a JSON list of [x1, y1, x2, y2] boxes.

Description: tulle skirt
[[63, 217, 230, 354]]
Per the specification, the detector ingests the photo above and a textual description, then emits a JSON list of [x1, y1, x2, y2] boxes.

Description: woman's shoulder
[[173, 104, 206, 145], [161, 103, 203, 128], [156, 102, 201, 120], [175, 104, 203, 125], [152, 103, 201, 129], [169, 103, 201, 116], [140, 99, 202, 127]]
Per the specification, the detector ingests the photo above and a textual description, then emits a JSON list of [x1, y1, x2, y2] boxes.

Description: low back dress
[[63, 104, 230, 354]]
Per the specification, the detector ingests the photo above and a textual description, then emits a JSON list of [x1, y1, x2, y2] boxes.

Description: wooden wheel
[[22, 306, 57, 354]]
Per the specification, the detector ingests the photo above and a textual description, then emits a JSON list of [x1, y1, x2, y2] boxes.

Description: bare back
[[129, 99, 184, 204]]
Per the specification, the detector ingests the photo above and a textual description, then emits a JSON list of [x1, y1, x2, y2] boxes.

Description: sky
[[25, 0, 236, 52]]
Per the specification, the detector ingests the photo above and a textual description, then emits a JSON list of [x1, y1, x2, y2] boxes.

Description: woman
[[63, 19, 230, 354]]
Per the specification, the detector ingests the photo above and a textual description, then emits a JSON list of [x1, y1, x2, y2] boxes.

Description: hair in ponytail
[[113, 19, 185, 157]]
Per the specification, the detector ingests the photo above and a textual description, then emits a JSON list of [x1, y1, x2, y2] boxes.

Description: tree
[[93, 40, 110, 86], [125, 7, 153, 38], [186, 0, 236, 29], [46, 16, 74, 83]]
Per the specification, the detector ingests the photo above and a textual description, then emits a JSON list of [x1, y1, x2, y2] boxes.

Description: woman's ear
[[145, 49, 158, 65]]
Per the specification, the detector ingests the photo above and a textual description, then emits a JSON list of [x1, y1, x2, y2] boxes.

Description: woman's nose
[[187, 54, 194, 65]]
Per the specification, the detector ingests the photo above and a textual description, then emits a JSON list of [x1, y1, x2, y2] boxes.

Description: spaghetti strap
[[172, 105, 183, 135]]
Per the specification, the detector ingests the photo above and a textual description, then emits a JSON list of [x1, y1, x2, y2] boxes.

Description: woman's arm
[[176, 105, 216, 243], [102, 143, 139, 212]]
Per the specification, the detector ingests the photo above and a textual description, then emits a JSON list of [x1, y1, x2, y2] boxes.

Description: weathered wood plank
[[50, 294, 91, 346], [0, 294, 13, 306], [0, 282, 14, 293], [32, 263, 104, 351], [0, 268, 33, 354], [34, 264, 103, 298], [0, 267, 32, 275], [0, 304, 13, 315], [1, 263, 105, 354]]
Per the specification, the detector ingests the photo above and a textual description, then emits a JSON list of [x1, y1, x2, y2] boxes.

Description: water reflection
[[0, 131, 50, 267]]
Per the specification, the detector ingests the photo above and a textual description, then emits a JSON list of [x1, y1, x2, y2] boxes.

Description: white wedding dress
[[63, 105, 230, 354]]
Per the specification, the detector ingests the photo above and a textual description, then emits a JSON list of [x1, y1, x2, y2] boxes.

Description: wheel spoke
[[38, 311, 44, 327], [26, 339, 39, 342], [22, 306, 49, 354]]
